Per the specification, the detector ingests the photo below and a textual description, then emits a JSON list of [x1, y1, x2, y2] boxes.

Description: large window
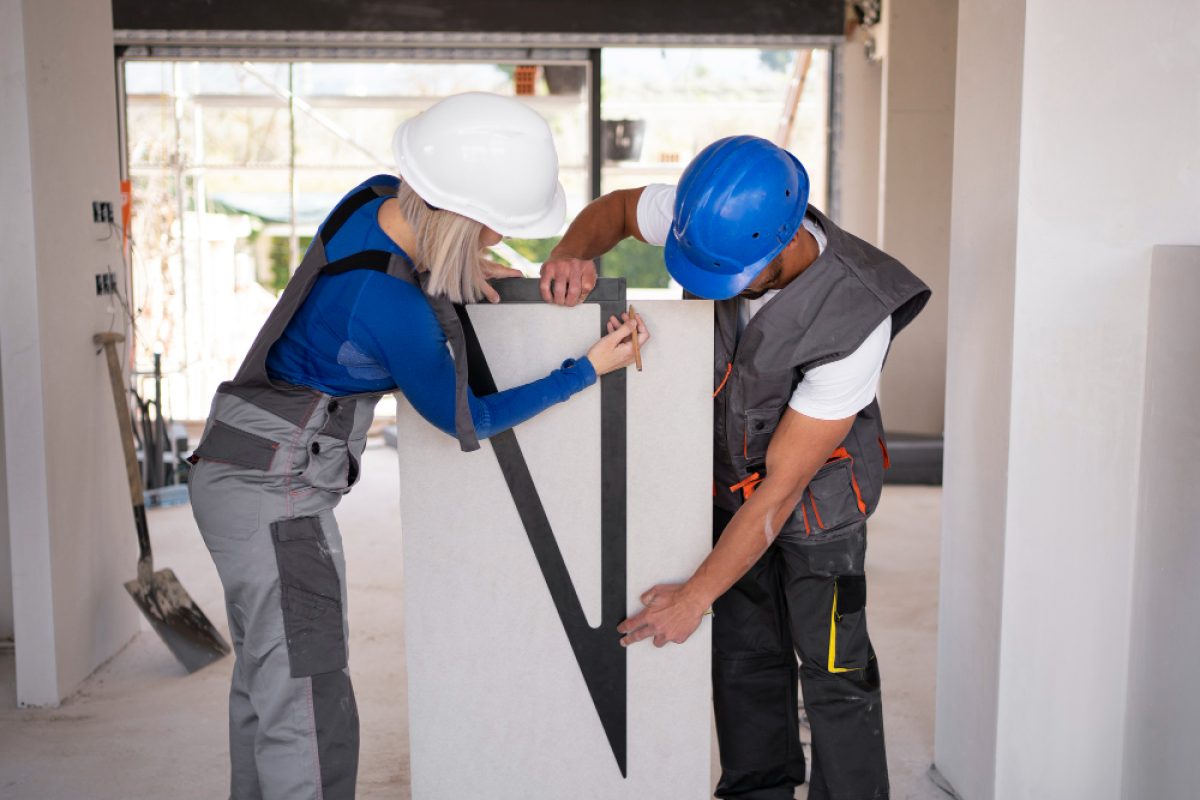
[[121, 49, 831, 420], [124, 59, 591, 419]]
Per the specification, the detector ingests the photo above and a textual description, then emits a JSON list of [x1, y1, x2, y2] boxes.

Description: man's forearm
[[549, 190, 636, 261], [680, 483, 806, 611], [680, 411, 853, 610], [617, 411, 855, 648]]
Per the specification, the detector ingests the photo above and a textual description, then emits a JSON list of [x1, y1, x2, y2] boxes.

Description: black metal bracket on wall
[[453, 277, 628, 776]]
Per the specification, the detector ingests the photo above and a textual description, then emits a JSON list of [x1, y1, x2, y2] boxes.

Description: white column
[[874, 0, 958, 435], [836, 26, 883, 246], [0, 0, 140, 706], [935, 0, 1025, 793], [937, 1, 1200, 797]]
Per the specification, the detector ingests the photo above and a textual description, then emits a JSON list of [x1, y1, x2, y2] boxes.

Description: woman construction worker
[[187, 92, 648, 800]]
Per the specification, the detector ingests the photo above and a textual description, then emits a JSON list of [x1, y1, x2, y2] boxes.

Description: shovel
[[95, 332, 230, 672]]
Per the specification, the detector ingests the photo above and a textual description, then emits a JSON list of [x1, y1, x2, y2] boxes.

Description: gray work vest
[[711, 206, 930, 537], [214, 182, 480, 454]]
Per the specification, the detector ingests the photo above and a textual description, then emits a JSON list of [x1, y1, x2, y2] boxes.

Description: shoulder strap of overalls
[[316, 184, 481, 452], [318, 185, 410, 277], [320, 185, 387, 244], [224, 184, 396, 393]]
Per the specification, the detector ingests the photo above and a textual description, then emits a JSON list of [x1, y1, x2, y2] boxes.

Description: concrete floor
[[0, 441, 946, 799]]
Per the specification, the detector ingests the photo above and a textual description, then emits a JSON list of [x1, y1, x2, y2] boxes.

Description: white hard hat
[[391, 92, 567, 239]]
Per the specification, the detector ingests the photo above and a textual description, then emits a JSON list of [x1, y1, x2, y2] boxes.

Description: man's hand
[[539, 256, 597, 306], [479, 258, 525, 304], [619, 410, 857, 651], [537, 188, 644, 305], [617, 583, 707, 648]]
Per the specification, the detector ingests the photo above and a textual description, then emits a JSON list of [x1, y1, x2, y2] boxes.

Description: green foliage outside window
[[505, 236, 669, 288], [268, 236, 314, 294], [600, 238, 670, 288]]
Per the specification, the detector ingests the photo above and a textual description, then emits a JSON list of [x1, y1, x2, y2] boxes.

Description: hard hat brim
[[663, 229, 786, 301], [494, 182, 567, 239]]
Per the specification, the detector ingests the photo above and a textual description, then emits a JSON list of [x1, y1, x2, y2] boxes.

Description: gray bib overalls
[[708, 207, 930, 800], [188, 184, 478, 800]]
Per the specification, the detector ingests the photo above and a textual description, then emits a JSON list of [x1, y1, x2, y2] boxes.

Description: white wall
[[995, 1, 1199, 795], [836, 27, 883, 246], [937, 1, 1200, 797], [0, 357, 11, 641], [1122, 247, 1200, 798], [934, 0, 1025, 795], [0, 0, 57, 703], [874, 0, 958, 435], [0, 0, 139, 705]]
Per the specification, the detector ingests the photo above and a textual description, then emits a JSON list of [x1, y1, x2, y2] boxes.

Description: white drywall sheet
[[398, 299, 713, 799]]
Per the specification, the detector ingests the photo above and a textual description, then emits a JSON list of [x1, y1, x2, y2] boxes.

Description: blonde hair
[[395, 181, 488, 304]]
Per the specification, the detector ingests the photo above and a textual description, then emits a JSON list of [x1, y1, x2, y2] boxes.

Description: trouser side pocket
[[829, 575, 870, 673], [270, 515, 346, 677]]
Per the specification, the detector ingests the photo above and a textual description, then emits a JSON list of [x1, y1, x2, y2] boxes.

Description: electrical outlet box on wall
[[92, 201, 113, 224]]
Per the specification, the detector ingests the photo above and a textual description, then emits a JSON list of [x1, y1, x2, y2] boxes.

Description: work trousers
[[190, 389, 375, 800], [712, 506, 888, 800]]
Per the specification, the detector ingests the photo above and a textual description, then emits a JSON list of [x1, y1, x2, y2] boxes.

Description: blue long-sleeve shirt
[[265, 175, 596, 439]]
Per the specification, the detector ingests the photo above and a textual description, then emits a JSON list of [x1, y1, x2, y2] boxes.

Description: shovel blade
[[125, 568, 230, 673]]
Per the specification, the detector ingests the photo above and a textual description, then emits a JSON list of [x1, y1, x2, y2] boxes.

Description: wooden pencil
[[629, 305, 643, 372]]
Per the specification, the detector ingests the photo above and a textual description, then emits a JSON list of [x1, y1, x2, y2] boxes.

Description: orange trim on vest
[[801, 497, 812, 536], [849, 472, 867, 514], [810, 495, 826, 528], [828, 447, 868, 515], [878, 437, 891, 469], [713, 362, 732, 398], [729, 472, 764, 500]]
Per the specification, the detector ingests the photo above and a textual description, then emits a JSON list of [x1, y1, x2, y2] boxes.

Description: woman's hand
[[478, 258, 526, 304], [586, 312, 650, 376]]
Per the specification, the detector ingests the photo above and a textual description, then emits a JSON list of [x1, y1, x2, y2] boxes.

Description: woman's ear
[[480, 227, 503, 247]]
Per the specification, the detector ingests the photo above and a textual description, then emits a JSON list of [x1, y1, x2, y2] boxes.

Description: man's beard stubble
[[738, 259, 784, 299]]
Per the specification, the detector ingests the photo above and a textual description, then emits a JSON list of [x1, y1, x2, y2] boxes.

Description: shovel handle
[[95, 333, 146, 510]]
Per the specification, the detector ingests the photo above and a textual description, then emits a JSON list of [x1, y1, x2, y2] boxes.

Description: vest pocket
[[743, 408, 781, 462], [270, 516, 347, 677], [806, 458, 865, 535]]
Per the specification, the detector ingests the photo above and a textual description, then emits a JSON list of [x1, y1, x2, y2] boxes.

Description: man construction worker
[[539, 135, 930, 800]]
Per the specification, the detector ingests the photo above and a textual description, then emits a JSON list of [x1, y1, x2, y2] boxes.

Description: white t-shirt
[[637, 183, 891, 421]]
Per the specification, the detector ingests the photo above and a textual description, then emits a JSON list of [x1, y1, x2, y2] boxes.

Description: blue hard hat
[[664, 136, 810, 300]]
